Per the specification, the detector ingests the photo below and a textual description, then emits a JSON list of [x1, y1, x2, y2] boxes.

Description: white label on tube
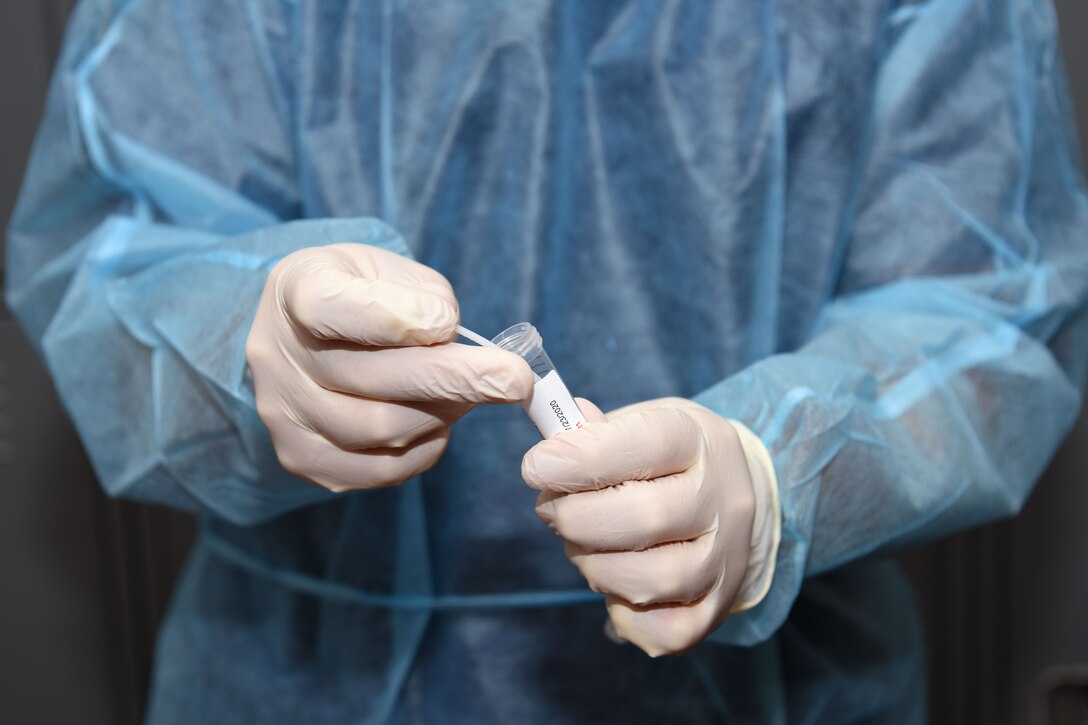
[[522, 371, 587, 439]]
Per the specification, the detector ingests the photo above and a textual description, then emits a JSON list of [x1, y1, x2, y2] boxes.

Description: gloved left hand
[[522, 397, 780, 657]]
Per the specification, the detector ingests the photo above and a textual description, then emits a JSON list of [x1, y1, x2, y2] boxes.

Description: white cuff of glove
[[727, 420, 781, 613]]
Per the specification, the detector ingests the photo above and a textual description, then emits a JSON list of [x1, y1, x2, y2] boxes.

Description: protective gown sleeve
[[4, 0, 411, 524], [701, 0, 1088, 645]]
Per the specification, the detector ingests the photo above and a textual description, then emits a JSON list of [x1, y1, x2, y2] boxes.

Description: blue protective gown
[[7, 0, 1088, 722]]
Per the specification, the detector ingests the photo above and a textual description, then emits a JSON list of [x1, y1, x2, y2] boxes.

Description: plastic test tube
[[457, 323, 587, 439], [490, 323, 588, 439]]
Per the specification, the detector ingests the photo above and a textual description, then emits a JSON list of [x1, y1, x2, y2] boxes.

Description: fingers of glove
[[573, 397, 608, 423], [290, 386, 467, 450], [522, 404, 702, 492], [273, 426, 449, 492], [535, 472, 713, 551], [566, 535, 721, 607], [605, 590, 727, 658], [304, 343, 535, 403], [276, 246, 458, 346], [329, 243, 456, 293]]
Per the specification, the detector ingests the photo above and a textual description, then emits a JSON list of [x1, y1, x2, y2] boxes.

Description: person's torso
[[124, 3, 920, 721]]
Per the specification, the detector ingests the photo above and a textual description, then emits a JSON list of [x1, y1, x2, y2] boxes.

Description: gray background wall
[[0, 2, 1085, 723]]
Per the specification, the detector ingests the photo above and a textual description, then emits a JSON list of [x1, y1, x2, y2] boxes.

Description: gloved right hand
[[245, 243, 534, 492]]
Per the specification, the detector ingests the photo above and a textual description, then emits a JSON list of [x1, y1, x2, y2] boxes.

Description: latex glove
[[522, 397, 780, 657], [246, 243, 534, 491]]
